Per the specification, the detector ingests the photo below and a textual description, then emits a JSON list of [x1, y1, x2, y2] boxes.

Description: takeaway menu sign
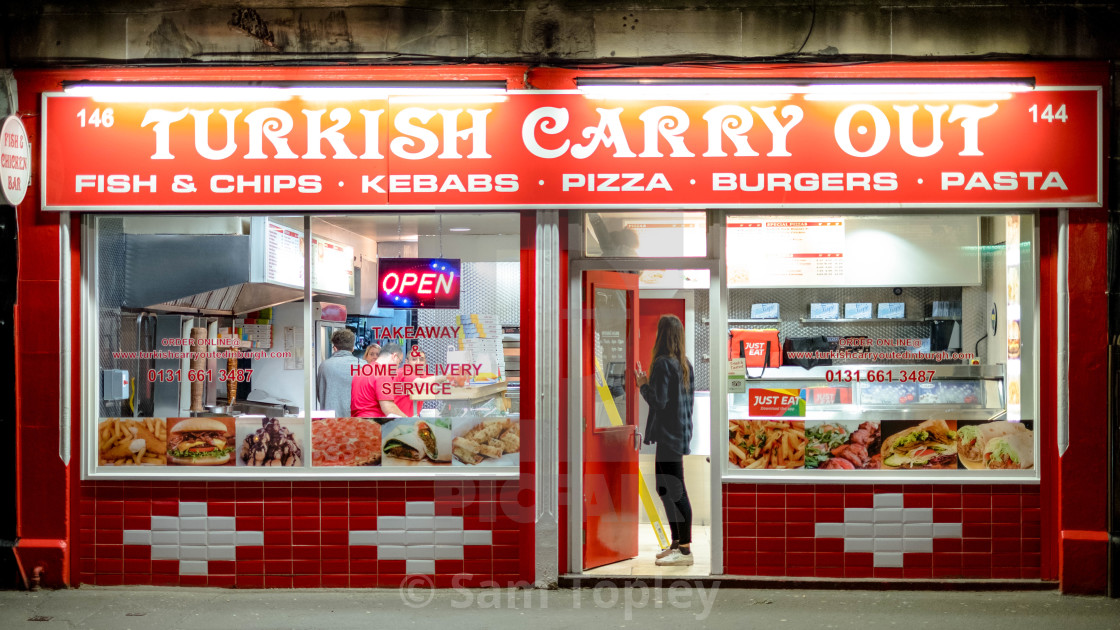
[[40, 87, 1102, 210]]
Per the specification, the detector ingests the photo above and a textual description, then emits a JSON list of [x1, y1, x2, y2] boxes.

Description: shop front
[[10, 61, 1110, 593]]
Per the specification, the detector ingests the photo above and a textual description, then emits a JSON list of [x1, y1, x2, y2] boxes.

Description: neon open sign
[[377, 258, 461, 309]]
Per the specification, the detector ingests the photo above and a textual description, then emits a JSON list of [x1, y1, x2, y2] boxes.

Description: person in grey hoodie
[[315, 328, 364, 417]]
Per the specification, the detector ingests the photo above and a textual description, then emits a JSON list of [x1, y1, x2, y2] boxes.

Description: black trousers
[[654, 448, 692, 545]]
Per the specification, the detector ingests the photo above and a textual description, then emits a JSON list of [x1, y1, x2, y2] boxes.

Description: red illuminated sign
[[377, 258, 461, 309], [41, 85, 1103, 210]]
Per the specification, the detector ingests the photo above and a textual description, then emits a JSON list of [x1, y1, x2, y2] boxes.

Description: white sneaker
[[655, 550, 694, 566], [655, 546, 678, 559]]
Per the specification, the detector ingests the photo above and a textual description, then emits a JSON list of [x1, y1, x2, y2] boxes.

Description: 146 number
[[76, 108, 115, 128]]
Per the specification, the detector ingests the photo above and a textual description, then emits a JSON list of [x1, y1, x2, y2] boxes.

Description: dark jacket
[[638, 355, 694, 456]]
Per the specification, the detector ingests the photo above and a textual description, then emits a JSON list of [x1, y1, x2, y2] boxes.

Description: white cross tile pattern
[[349, 501, 495, 575], [123, 501, 264, 575], [814, 493, 962, 568]]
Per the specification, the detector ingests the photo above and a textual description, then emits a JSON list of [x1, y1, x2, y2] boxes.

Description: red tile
[[933, 566, 964, 578], [816, 567, 844, 578], [264, 517, 293, 531], [322, 531, 349, 546], [787, 537, 814, 553], [992, 509, 1021, 524], [123, 516, 150, 530], [293, 575, 322, 588], [294, 546, 321, 561], [350, 558, 378, 574], [95, 558, 122, 574], [815, 493, 843, 508], [757, 522, 785, 538], [845, 493, 873, 508], [757, 552, 784, 569], [264, 531, 291, 546], [962, 554, 991, 569], [123, 546, 150, 560], [151, 559, 179, 574], [350, 576, 380, 588], [816, 538, 844, 553], [787, 494, 813, 509], [933, 538, 963, 553], [874, 567, 904, 579], [933, 493, 962, 509], [787, 552, 814, 568], [208, 502, 235, 517], [124, 502, 151, 516], [816, 551, 844, 568], [844, 565, 874, 578], [350, 546, 379, 560], [323, 559, 349, 573], [322, 545, 349, 560], [265, 575, 294, 589], [209, 560, 237, 574], [293, 560, 321, 574], [264, 560, 294, 575], [963, 508, 991, 524], [933, 508, 963, 523], [123, 559, 150, 574], [264, 502, 294, 517], [993, 538, 1021, 553], [906, 494, 933, 508], [322, 575, 350, 588], [846, 553, 873, 568], [758, 493, 784, 508], [726, 522, 755, 538], [963, 494, 991, 509], [902, 566, 934, 579], [350, 516, 378, 530], [237, 503, 264, 517], [757, 508, 785, 523], [209, 575, 237, 588], [380, 559, 407, 574], [238, 575, 265, 588], [787, 522, 814, 538], [962, 523, 991, 539], [96, 530, 123, 545], [151, 501, 180, 517], [97, 515, 123, 531], [322, 502, 349, 517], [236, 546, 264, 562]]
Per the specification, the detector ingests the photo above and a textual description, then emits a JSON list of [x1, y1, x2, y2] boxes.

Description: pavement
[[1, 584, 1119, 630]]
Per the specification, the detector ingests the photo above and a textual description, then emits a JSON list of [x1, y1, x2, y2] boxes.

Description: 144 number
[[76, 108, 115, 128], [1028, 104, 1067, 123]]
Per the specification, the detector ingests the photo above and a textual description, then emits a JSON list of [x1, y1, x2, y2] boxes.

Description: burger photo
[[167, 417, 235, 466]]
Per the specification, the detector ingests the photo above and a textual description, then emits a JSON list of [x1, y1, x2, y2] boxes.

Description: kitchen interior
[[94, 213, 521, 421]]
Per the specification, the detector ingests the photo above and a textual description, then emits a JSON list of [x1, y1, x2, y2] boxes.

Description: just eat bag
[[728, 328, 783, 376]]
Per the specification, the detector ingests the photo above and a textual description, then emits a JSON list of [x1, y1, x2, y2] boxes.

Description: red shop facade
[[9, 61, 1110, 593]]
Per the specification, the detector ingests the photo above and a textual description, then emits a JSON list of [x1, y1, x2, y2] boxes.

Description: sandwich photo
[[956, 421, 1032, 470], [880, 419, 958, 469], [167, 417, 235, 466], [984, 431, 1034, 470], [382, 418, 452, 465]]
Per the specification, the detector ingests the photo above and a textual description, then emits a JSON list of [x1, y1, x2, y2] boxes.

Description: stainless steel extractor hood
[[122, 217, 323, 315]]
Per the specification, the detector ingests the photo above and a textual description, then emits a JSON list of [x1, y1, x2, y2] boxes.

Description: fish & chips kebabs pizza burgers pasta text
[[167, 417, 235, 465]]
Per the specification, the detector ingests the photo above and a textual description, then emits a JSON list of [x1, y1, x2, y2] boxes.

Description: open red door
[[582, 270, 640, 570]]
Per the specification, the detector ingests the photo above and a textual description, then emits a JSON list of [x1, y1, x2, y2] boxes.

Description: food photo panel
[[877, 419, 959, 470], [311, 417, 382, 467], [727, 419, 807, 469], [803, 420, 883, 470], [235, 417, 304, 467], [955, 420, 1034, 470], [381, 417, 452, 466], [166, 417, 235, 466], [97, 417, 168, 466], [452, 417, 521, 467]]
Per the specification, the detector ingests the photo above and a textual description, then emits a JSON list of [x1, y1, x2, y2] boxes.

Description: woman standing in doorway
[[635, 314, 695, 566]]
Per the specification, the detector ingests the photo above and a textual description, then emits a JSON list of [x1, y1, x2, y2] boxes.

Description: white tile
[[406, 530, 435, 545], [151, 516, 179, 531], [378, 545, 407, 560], [463, 530, 492, 545], [208, 546, 236, 561], [407, 545, 436, 560], [844, 523, 874, 538], [349, 531, 380, 546], [814, 523, 844, 538], [434, 545, 464, 560], [434, 516, 463, 531], [903, 523, 934, 537], [180, 517, 207, 531], [151, 545, 180, 560], [933, 523, 963, 538], [378, 531, 407, 545], [179, 502, 208, 517], [406, 502, 436, 516], [378, 516, 407, 531], [873, 494, 904, 508], [207, 517, 236, 532], [903, 537, 934, 553], [844, 508, 874, 523], [844, 538, 874, 553], [208, 531, 235, 546], [406, 516, 435, 530], [874, 552, 904, 568], [874, 538, 903, 552], [902, 508, 934, 523], [874, 523, 903, 537], [874, 508, 904, 523], [152, 531, 179, 545], [180, 546, 208, 561], [236, 531, 264, 546], [406, 559, 436, 575], [180, 531, 207, 546], [122, 530, 151, 545], [179, 560, 208, 575], [435, 531, 465, 545]]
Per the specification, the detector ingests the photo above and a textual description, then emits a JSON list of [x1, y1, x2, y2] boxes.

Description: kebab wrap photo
[[382, 424, 426, 461], [880, 419, 958, 469], [957, 421, 1032, 470], [983, 431, 1034, 470], [416, 420, 452, 462]]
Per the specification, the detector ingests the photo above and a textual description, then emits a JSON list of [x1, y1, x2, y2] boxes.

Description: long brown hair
[[649, 314, 690, 392]]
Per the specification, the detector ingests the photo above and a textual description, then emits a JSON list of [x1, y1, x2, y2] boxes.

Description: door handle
[[634, 430, 643, 451]]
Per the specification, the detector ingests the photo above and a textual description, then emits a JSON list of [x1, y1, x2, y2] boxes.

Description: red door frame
[[581, 270, 641, 570]]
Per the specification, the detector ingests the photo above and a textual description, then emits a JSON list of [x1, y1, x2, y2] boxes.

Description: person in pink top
[[395, 346, 429, 417]]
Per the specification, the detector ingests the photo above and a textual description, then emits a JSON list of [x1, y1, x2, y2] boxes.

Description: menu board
[[727, 218, 845, 286], [263, 220, 355, 295], [264, 221, 304, 288], [312, 235, 355, 296]]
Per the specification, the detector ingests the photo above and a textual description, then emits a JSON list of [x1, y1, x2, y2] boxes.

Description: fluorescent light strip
[[578, 84, 795, 101], [577, 81, 1033, 102], [63, 84, 508, 103]]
